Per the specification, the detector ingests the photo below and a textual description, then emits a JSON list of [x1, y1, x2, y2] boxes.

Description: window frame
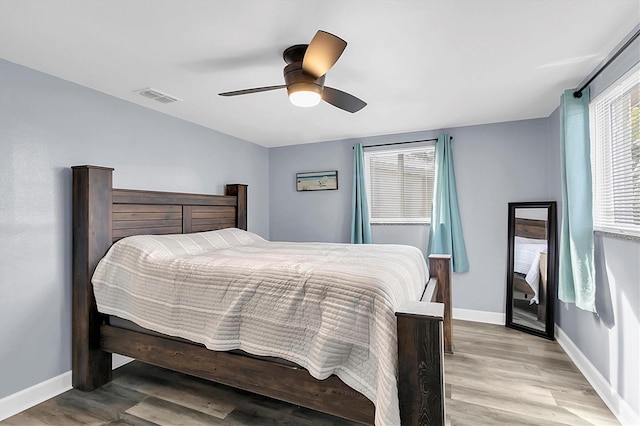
[[589, 62, 640, 239], [363, 144, 436, 225]]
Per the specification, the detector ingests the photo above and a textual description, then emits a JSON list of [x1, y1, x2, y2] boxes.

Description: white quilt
[[92, 228, 429, 426], [514, 236, 547, 304]]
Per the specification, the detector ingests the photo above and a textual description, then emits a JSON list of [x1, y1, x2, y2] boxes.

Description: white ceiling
[[0, 1, 638, 147]]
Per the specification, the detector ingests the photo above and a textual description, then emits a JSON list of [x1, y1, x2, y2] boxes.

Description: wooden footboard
[[71, 165, 450, 425], [395, 254, 451, 425]]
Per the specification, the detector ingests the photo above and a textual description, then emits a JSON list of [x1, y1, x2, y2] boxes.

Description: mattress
[[92, 228, 429, 426]]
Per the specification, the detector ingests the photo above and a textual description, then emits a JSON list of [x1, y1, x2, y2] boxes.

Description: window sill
[[594, 228, 640, 242]]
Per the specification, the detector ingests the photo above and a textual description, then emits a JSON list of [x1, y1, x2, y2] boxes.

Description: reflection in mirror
[[512, 208, 548, 332], [506, 202, 556, 340]]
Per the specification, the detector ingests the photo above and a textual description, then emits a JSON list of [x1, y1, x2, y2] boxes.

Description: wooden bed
[[72, 165, 452, 426], [513, 217, 548, 320]]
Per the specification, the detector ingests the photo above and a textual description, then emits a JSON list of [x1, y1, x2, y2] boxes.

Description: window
[[590, 63, 640, 237], [364, 145, 435, 224]]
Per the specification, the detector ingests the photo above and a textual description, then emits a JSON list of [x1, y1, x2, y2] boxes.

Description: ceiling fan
[[218, 30, 367, 113]]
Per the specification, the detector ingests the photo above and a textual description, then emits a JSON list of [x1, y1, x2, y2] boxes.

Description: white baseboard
[[0, 370, 72, 421], [0, 355, 134, 421], [556, 325, 639, 426], [453, 308, 505, 325]]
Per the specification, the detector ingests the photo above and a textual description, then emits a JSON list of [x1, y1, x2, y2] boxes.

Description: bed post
[[225, 184, 247, 230], [396, 303, 445, 425], [395, 254, 451, 425], [429, 254, 452, 354], [72, 165, 114, 390]]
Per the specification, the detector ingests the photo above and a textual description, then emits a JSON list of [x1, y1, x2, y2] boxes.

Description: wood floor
[[2, 320, 618, 426]]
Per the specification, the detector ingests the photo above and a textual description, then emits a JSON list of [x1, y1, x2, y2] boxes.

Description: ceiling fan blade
[[322, 87, 367, 113], [218, 85, 286, 96], [302, 30, 347, 78]]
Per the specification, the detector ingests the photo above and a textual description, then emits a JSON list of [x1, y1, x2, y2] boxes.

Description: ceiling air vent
[[135, 88, 182, 104]]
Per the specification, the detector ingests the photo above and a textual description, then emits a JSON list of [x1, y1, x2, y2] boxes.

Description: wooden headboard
[[514, 217, 547, 240], [72, 165, 247, 243], [112, 187, 246, 242]]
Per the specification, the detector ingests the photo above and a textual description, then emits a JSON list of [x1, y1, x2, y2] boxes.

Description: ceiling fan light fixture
[[287, 83, 322, 107]]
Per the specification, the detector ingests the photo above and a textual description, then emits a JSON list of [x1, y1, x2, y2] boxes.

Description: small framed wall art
[[296, 170, 338, 191]]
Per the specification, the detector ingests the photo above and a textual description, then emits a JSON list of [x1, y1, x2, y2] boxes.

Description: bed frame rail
[[71, 165, 450, 426]]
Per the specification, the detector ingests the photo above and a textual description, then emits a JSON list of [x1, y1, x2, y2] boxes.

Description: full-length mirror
[[506, 201, 557, 339]]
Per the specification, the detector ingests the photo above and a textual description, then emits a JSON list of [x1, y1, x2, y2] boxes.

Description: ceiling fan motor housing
[[284, 62, 325, 98]]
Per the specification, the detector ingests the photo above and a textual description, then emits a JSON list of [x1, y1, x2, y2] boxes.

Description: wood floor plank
[[223, 399, 355, 426], [450, 383, 591, 425], [2, 395, 105, 426], [445, 350, 542, 376], [125, 397, 225, 426], [2, 320, 619, 426], [552, 392, 619, 425], [446, 398, 569, 426], [445, 371, 557, 405], [101, 412, 158, 426], [454, 341, 578, 371], [112, 363, 236, 419]]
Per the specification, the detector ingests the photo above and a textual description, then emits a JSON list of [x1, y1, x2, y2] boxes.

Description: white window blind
[[364, 145, 435, 224], [590, 63, 640, 236]]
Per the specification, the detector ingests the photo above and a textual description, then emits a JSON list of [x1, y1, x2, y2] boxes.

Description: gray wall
[[549, 30, 640, 419], [0, 59, 269, 398], [270, 119, 552, 314], [269, 139, 353, 243]]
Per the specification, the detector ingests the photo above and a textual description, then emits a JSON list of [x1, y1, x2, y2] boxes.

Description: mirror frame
[[506, 201, 557, 340]]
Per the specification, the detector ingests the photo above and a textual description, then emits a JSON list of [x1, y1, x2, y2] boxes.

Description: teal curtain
[[427, 134, 469, 272], [351, 143, 372, 244], [558, 88, 596, 312]]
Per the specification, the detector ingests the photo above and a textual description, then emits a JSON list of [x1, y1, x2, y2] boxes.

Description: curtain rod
[[573, 28, 640, 98], [353, 136, 452, 149]]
